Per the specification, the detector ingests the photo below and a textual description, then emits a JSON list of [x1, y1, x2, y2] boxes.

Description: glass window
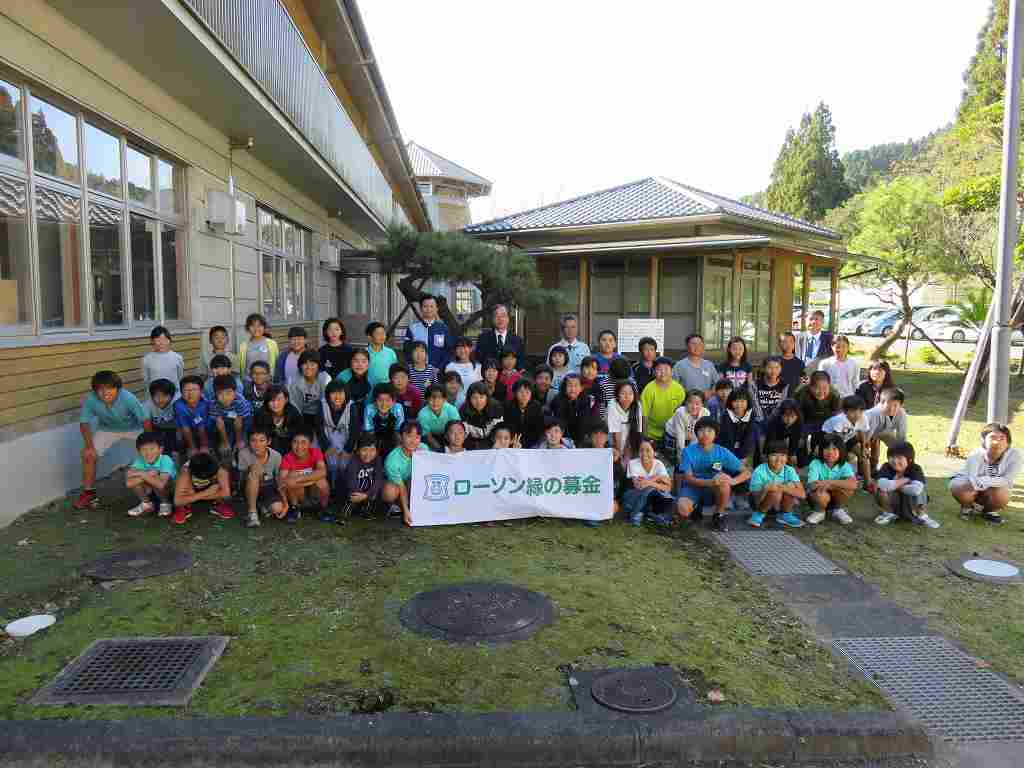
[[89, 203, 125, 327], [809, 266, 834, 330], [262, 253, 275, 317], [344, 276, 370, 315], [161, 225, 183, 321], [258, 208, 273, 246], [0, 80, 25, 164], [282, 220, 295, 256], [273, 217, 283, 250], [126, 146, 153, 207], [0, 174, 32, 326], [157, 159, 180, 214], [659, 258, 698, 314], [626, 259, 650, 314], [792, 262, 806, 331], [702, 268, 733, 349], [130, 215, 157, 322], [84, 123, 121, 197], [292, 261, 305, 319], [31, 95, 79, 183], [36, 186, 84, 328]]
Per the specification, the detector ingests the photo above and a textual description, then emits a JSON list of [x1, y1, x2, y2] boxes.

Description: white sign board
[[410, 449, 614, 526], [617, 318, 665, 353]]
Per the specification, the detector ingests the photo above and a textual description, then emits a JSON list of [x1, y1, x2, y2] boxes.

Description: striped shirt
[[209, 392, 254, 426], [986, 462, 1001, 477], [408, 365, 439, 395]]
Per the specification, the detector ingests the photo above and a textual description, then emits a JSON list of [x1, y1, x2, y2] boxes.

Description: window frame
[[256, 205, 311, 323], [0, 74, 189, 340]]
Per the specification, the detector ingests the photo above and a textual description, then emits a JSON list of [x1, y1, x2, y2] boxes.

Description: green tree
[[846, 177, 945, 359], [765, 102, 850, 222], [959, 0, 1010, 118], [955, 286, 993, 324], [841, 136, 934, 194], [374, 226, 563, 338]]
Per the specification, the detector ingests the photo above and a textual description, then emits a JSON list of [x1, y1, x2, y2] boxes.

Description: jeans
[[622, 486, 675, 524]]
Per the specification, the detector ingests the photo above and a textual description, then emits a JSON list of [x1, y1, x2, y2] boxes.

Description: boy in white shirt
[[822, 395, 873, 490], [864, 387, 908, 473]]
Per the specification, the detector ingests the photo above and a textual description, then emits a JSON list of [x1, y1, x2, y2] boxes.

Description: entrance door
[[340, 273, 371, 343]]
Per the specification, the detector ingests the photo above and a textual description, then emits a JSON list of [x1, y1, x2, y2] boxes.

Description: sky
[[360, 0, 990, 225]]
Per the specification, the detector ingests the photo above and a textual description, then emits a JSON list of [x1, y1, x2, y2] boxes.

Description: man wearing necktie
[[798, 310, 834, 366], [475, 304, 524, 366]]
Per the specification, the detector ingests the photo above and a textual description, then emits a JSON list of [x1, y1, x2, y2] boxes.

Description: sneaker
[[982, 510, 1003, 524], [158, 502, 173, 517], [833, 508, 853, 525], [73, 489, 99, 509], [246, 511, 260, 528], [914, 513, 941, 529], [127, 500, 154, 518], [748, 511, 765, 528], [874, 511, 898, 525], [320, 511, 337, 524], [211, 502, 235, 520], [650, 513, 672, 528], [386, 503, 402, 519], [806, 510, 826, 525], [630, 513, 644, 527], [960, 505, 975, 520], [777, 511, 805, 528], [285, 506, 301, 523], [712, 512, 729, 532], [171, 506, 192, 525]]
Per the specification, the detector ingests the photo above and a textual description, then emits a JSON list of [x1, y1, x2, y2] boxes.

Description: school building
[[464, 177, 851, 359], [0, 0, 432, 522]]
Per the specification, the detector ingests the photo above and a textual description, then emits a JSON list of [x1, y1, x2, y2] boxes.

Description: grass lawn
[[791, 368, 1024, 687]]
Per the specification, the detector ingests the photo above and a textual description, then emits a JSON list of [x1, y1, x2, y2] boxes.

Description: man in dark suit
[[475, 304, 524, 366], [796, 309, 834, 366]]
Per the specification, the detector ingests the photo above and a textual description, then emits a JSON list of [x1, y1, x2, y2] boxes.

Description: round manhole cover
[[81, 546, 194, 581], [400, 582, 555, 643], [591, 668, 678, 713], [963, 559, 1020, 578]]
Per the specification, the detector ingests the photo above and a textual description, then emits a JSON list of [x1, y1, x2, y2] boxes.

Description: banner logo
[[423, 474, 451, 501]]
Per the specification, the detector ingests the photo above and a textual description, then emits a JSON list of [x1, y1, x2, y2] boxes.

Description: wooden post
[[579, 255, 590, 343], [732, 249, 742, 341], [649, 255, 659, 318], [830, 266, 839, 330]]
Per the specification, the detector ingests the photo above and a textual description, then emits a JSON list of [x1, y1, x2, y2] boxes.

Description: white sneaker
[[158, 502, 172, 517], [915, 513, 941, 529], [387, 503, 402, 518], [127, 500, 153, 517], [246, 511, 260, 528], [833, 508, 853, 525], [874, 511, 898, 525], [806, 510, 826, 525]]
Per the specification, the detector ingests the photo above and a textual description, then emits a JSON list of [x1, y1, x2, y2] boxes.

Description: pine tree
[[764, 102, 850, 222], [959, 0, 1010, 118]]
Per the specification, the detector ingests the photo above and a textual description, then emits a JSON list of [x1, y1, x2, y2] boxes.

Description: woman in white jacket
[[949, 422, 1022, 524]]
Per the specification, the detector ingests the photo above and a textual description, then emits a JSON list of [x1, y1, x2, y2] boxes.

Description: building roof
[[407, 142, 492, 192], [463, 176, 840, 240]]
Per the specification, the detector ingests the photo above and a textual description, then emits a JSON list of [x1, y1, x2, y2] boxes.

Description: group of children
[[75, 314, 1020, 533]]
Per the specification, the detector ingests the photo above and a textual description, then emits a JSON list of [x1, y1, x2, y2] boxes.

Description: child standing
[[666, 390, 711, 466], [445, 337, 480, 390], [363, 383, 405, 458], [238, 313, 279, 382], [340, 434, 384, 518], [200, 325, 237, 378], [639, 357, 685, 453], [318, 318, 354, 379], [275, 326, 308, 385], [623, 437, 677, 526], [875, 441, 939, 528], [408, 341, 440, 395], [144, 379, 179, 460], [365, 321, 399, 387], [141, 326, 184, 394], [497, 348, 523, 402], [819, 335, 860, 397], [390, 364, 424, 419], [202, 355, 243, 400], [805, 434, 857, 525], [279, 429, 331, 523], [287, 351, 331, 429], [748, 440, 805, 528], [418, 384, 461, 451], [777, 331, 806, 394], [125, 431, 177, 518], [631, 337, 659, 393], [593, 329, 621, 374], [718, 337, 752, 391], [607, 379, 643, 464], [173, 375, 212, 457]]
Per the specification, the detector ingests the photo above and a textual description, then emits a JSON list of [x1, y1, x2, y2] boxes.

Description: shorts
[[90, 430, 142, 457], [257, 485, 284, 511], [678, 484, 716, 507]]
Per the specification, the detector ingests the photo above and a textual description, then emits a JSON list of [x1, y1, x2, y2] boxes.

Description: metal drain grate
[[31, 636, 229, 707], [832, 636, 1024, 742], [712, 530, 843, 576]]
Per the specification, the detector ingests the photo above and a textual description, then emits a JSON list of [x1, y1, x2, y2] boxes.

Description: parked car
[[917, 318, 980, 343], [911, 307, 964, 339], [863, 309, 905, 337], [839, 307, 887, 334]]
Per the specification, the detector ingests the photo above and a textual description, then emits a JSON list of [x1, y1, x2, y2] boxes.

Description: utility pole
[[989, 0, 1024, 423]]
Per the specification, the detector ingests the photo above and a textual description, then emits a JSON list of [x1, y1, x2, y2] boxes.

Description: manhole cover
[[832, 636, 1024, 742], [945, 553, 1024, 585], [591, 668, 678, 713], [400, 582, 555, 643], [81, 546, 193, 581], [31, 636, 228, 707]]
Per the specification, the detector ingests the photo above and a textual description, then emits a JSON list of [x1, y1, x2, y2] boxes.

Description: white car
[[916, 318, 979, 343], [840, 307, 889, 335]]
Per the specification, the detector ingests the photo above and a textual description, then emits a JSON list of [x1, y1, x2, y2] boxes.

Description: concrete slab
[[793, 600, 931, 639], [769, 574, 882, 604]]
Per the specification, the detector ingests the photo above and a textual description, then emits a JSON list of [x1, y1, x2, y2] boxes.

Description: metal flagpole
[[989, 0, 1024, 423]]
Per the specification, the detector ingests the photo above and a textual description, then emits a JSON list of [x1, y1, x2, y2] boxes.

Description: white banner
[[410, 449, 614, 526], [617, 318, 664, 353]]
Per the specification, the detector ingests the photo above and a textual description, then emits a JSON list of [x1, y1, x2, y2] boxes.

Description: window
[[0, 175, 31, 327], [702, 259, 734, 349], [343, 276, 370, 315], [659, 257, 698, 347], [793, 262, 806, 331], [558, 260, 579, 313], [256, 206, 310, 322], [84, 123, 121, 197], [809, 266, 834, 330], [36, 186, 84, 329], [0, 79, 25, 165], [454, 285, 477, 316], [89, 203, 124, 327], [740, 260, 772, 353], [0, 77, 187, 336], [31, 96, 79, 183]]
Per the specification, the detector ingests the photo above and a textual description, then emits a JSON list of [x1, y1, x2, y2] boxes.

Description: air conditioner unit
[[319, 239, 341, 271], [207, 190, 246, 235]]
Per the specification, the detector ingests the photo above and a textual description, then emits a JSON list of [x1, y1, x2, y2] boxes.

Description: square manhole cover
[[31, 636, 229, 707], [832, 636, 1024, 742], [713, 530, 843, 576]]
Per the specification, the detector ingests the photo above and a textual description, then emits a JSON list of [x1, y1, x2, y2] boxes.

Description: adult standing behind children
[[475, 305, 524, 368], [796, 310, 834, 367], [75, 371, 147, 510], [238, 313, 279, 381], [548, 314, 591, 372], [318, 318, 354, 379], [404, 295, 452, 370], [141, 326, 184, 394], [672, 334, 718, 402]]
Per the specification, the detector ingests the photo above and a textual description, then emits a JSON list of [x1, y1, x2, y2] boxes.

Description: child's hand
[[511, 434, 522, 448]]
